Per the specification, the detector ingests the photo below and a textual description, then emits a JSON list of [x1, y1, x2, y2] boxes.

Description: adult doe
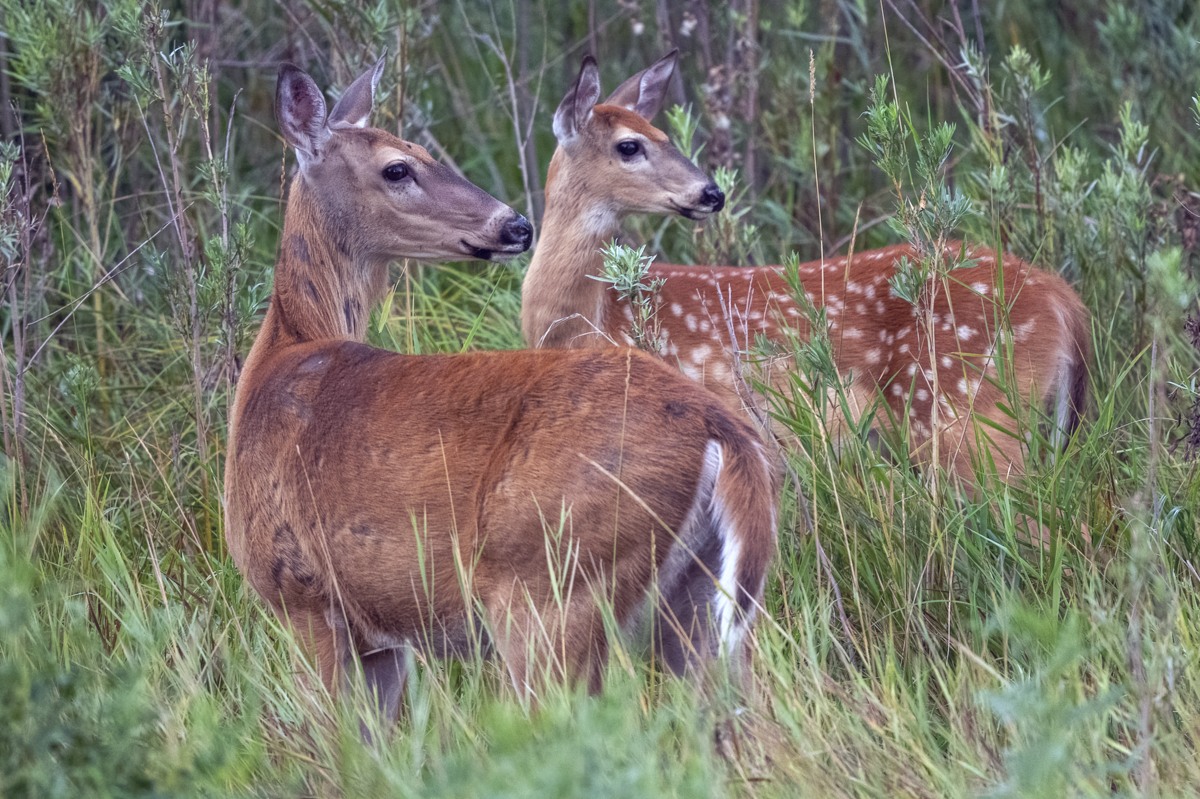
[[523, 52, 1090, 489], [224, 60, 777, 721]]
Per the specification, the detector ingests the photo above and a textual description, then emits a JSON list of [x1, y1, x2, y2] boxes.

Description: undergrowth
[[2, 1, 1199, 796]]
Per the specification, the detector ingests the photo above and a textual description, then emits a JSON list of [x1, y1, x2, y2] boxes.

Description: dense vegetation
[[2, 1, 1199, 795]]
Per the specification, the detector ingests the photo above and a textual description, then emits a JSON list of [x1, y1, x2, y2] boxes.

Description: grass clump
[[2, 0, 1199, 796]]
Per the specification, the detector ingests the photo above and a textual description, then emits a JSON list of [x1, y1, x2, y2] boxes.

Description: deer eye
[[382, 162, 410, 182], [616, 140, 642, 159]]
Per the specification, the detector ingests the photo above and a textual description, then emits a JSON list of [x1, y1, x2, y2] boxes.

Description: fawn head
[[551, 52, 724, 223], [276, 59, 532, 263]]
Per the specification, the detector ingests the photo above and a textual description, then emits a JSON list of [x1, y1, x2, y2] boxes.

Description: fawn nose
[[699, 183, 726, 212], [501, 214, 533, 251]]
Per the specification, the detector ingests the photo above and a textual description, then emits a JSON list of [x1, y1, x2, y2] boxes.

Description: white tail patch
[[1052, 377, 1073, 450], [1050, 304, 1078, 450], [700, 440, 750, 655]]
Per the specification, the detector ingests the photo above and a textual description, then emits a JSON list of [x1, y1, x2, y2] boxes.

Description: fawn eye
[[616, 140, 642, 159], [382, 162, 410, 182]]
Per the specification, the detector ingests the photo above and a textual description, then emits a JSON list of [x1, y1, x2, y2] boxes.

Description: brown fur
[[225, 64, 778, 717]]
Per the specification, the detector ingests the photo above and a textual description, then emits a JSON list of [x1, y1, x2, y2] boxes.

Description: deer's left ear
[[328, 56, 386, 129], [276, 64, 330, 168], [603, 50, 678, 120], [553, 55, 602, 144]]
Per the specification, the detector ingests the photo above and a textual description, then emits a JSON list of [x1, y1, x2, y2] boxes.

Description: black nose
[[700, 183, 725, 212], [501, 214, 533, 250]]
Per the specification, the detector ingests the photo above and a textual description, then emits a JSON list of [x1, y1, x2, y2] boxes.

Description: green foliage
[[2, 0, 1200, 796], [422, 685, 719, 799], [0, 469, 264, 799], [981, 605, 1122, 798], [595, 241, 665, 352], [664, 103, 702, 162]]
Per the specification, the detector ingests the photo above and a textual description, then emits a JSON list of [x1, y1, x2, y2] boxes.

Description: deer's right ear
[[603, 50, 677, 120], [276, 64, 330, 167], [552, 55, 602, 145], [328, 56, 385, 130]]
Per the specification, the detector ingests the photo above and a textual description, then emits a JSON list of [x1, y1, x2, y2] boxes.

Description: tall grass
[[2, 1, 1198, 796]]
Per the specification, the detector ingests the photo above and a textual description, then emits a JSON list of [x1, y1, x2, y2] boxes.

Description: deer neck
[[248, 178, 387, 364], [522, 149, 622, 348]]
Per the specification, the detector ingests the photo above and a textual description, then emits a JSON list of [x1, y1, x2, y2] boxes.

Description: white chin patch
[[582, 207, 619, 237]]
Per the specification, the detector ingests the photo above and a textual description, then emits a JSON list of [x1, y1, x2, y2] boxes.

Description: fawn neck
[[251, 177, 387, 360], [523, 149, 621, 347]]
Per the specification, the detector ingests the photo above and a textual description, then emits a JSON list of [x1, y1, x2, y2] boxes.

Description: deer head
[[276, 59, 533, 265], [550, 52, 724, 225]]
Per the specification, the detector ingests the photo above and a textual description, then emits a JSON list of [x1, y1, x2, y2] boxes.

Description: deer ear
[[603, 50, 678, 120], [276, 64, 330, 167], [553, 55, 602, 144], [329, 55, 386, 130]]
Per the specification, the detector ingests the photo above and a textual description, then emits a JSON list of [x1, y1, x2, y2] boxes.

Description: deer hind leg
[[653, 526, 723, 679], [939, 407, 1027, 487], [285, 604, 409, 726], [286, 605, 352, 695], [936, 407, 1082, 551], [357, 645, 409, 725], [653, 578, 716, 679], [485, 584, 607, 701]]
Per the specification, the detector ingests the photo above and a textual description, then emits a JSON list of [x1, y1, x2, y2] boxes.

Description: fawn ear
[[276, 64, 330, 167], [329, 56, 386, 130], [603, 50, 677, 120], [553, 55, 602, 144]]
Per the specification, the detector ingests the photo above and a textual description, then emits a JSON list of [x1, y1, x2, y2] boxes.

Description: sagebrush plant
[[3, 0, 1200, 796], [594, 241, 665, 352], [857, 74, 987, 502]]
